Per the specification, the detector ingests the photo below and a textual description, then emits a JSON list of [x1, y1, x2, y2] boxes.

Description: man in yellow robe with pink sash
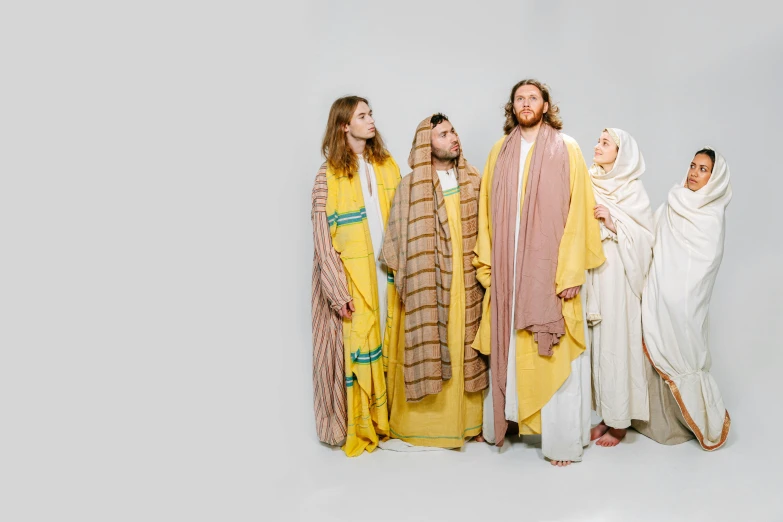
[[473, 80, 605, 466]]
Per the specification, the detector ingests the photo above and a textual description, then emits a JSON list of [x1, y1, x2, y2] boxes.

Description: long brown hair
[[321, 96, 390, 177], [503, 79, 563, 134]]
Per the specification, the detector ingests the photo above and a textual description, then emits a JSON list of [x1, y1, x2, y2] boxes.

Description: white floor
[[272, 402, 783, 522]]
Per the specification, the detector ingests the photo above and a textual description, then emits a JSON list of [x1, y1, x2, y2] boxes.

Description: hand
[[594, 205, 616, 234], [558, 286, 581, 300], [338, 300, 355, 319]]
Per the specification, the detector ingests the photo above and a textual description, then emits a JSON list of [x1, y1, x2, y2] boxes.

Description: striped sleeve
[[312, 166, 351, 310]]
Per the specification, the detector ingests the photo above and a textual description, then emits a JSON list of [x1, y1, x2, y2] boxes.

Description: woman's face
[[687, 153, 714, 191], [593, 131, 618, 170]]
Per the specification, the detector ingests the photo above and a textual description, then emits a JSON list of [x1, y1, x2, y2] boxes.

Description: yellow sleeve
[[472, 138, 504, 287], [471, 138, 504, 355], [555, 138, 606, 294]]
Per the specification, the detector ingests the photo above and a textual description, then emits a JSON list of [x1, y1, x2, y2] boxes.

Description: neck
[[432, 157, 455, 171], [598, 162, 614, 173], [519, 121, 543, 142], [347, 134, 367, 156]]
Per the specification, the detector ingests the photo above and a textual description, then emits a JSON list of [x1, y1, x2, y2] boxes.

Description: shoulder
[[322, 161, 345, 182], [378, 154, 401, 172], [560, 133, 588, 165], [484, 136, 508, 167], [315, 161, 329, 182], [491, 136, 507, 155], [465, 163, 481, 188], [560, 133, 581, 151]]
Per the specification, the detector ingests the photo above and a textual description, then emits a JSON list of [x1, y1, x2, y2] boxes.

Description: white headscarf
[[588, 128, 655, 297], [642, 147, 732, 450]]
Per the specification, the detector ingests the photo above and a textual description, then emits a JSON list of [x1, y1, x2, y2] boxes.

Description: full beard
[[517, 109, 544, 129], [432, 146, 459, 164]]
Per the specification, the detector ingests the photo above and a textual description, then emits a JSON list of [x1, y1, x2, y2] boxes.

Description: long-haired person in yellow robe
[[472, 80, 605, 466], [381, 114, 488, 449], [310, 96, 402, 457]]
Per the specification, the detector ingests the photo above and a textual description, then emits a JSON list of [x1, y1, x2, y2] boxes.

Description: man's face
[[344, 101, 376, 141], [431, 120, 460, 163], [513, 84, 548, 128], [687, 153, 714, 191]]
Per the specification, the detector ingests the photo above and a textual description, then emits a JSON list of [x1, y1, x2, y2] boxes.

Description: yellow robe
[[386, 186, 483, 447], [325, 157, 402, 456], [472, 134, 604, 435]]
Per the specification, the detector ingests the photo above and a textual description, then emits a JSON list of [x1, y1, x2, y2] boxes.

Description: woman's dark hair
[[694, 148, 716, 169]]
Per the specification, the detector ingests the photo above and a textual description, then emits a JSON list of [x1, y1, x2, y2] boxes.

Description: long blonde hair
[[321, 96, 390, 177]]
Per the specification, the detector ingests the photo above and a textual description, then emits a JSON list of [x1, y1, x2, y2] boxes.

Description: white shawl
[[641, 147, 732, 450], [585, 129, 655, 426], [586, 127, 655, 304]]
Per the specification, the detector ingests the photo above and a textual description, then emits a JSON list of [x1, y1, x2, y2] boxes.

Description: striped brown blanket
[[382, 117, 488, 402]]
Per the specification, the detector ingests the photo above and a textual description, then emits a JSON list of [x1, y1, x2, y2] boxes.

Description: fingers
[[338, 304, 353, 319], [348, 301, 355, 312], [559, 287, 580, 299]]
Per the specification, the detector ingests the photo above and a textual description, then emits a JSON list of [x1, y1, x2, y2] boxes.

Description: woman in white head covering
[[633, 148, 732, 450], [584, 129, 655, 446]]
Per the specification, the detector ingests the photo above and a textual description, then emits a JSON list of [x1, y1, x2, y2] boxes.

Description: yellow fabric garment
[[472, 135, 604, 434], [386, 189, 483, 447], [325, 157, 402, 456]]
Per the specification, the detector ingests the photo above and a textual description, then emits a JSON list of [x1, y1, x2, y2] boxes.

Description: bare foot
[[474, 434, 486, 443], [549, 460, 572, 467], [590, 421, 609, 441], [596, 427, 626, 447]]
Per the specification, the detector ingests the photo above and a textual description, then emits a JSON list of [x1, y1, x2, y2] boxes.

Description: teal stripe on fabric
[[372, 391, 387, 405], [443, 187, 460, 197], [335, 207, 367, 227], [351, 345, 382, 364], [327, 212, 338, 226], [345, 375, 354, 387], [387, 272, 394, 283]]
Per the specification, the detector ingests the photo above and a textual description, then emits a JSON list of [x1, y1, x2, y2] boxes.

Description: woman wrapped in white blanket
[[585, 128, 655, 448], [633, 148, 732, 450]]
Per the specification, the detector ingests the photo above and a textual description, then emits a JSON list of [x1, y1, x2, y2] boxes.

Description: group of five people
[[310, 79, 732, 465]]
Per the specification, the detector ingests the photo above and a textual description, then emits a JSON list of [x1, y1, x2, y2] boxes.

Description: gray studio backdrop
[[289, 1, 783, 450], [2, 0, 781, 519]]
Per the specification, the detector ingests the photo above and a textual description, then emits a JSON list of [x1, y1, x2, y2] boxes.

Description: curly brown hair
[[503, 79, 563, 134], [321, 96, 390, 177]]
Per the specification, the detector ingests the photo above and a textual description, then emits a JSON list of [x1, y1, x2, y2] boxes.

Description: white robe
[[504, 136, 534, 423], [641, 148, 732, 450], [358, 155, 388, 335], [585, 129, 655, 428]]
